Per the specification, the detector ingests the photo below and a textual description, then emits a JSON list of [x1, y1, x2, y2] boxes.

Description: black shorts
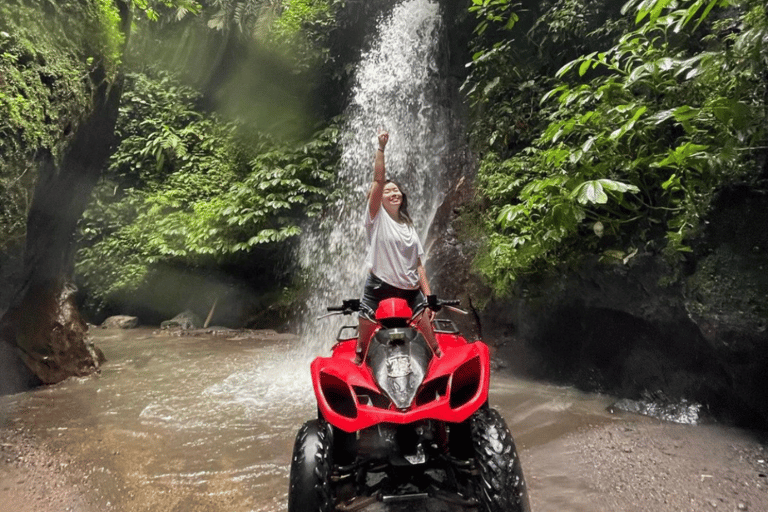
[[359, 273, 426, 321]]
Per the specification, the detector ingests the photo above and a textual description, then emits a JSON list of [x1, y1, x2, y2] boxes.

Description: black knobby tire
[[470, 406, 531, 512], [288, 419, 334, 512]]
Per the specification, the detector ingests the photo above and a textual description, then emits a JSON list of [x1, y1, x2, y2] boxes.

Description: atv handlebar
[[325, 299, 361, 314], [427, 295, 460, 311], [320, 296, 462, 319]]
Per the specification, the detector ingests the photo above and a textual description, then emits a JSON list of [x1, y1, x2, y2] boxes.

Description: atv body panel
[[312, 334, 490, 432]]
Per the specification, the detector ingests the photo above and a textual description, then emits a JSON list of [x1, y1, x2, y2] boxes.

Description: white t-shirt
[[364, 206, 425, 290]]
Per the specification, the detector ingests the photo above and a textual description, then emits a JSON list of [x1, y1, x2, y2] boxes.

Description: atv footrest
[[336, 494, 379, 512], [381, 492, 429, 503]]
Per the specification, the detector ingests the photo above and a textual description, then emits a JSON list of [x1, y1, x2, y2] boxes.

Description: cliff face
[[429, 176, 768, 429], [0, 0, 131, 394], [0, 66, 120, 393]]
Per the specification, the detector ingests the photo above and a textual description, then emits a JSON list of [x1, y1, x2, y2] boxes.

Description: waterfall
[[296, 0, 451, 356]]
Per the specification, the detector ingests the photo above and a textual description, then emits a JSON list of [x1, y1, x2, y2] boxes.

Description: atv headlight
[[415, 375, 449, 406]]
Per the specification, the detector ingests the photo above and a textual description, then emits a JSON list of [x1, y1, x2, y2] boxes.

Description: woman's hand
[[377, 129, 389, 151]]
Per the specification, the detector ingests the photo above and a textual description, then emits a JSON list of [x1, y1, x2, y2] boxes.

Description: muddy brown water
[[0, 327, 639, 511]]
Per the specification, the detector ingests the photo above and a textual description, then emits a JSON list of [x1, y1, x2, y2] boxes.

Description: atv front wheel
[[288, 419, 334, 512], [470, 407, 531, 512]]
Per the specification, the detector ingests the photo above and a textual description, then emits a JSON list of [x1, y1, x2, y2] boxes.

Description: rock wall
[[428, 177, 768, 429], [0, 58, 126, 393]]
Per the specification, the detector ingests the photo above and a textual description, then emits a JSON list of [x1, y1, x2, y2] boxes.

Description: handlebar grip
[[326, 299, 361, 313], [427, 295, 461, 310]]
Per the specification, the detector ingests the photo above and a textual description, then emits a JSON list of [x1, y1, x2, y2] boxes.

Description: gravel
[[524, 420, 768, 512], [2, 418, 767, 511]]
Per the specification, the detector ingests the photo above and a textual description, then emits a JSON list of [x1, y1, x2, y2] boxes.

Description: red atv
[[288, 296, 530, 512]]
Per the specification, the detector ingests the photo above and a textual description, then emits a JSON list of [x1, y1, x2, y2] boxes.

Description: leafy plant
[[468, 0, 767, 294], [76, 70, 340, 310], [468, 0, 521, 36]]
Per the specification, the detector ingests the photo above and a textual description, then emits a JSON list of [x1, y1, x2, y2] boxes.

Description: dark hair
[[386, 179, 413, 227]]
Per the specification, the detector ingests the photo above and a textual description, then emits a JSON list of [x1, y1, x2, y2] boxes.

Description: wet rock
[[0, 280, 104, 387], [426, 160, 489, 344], [682, 185, 768, 428], [100, 316, 139, 329], [610, 390, 703, 424], [160, 310, 203, 330]]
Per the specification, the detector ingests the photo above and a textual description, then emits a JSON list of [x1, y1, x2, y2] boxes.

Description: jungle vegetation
[[464, 0, 768, 294], [1, 0, 766, 318]]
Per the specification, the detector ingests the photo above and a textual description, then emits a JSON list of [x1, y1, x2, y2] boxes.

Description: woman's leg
[[356, 274, 382, 365], [409, 291, 442, 358], [355, 316, 378, 365], [416, 311, 442, 357]]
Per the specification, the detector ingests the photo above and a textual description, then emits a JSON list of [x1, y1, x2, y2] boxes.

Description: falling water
[[297, 0, 451, 355]]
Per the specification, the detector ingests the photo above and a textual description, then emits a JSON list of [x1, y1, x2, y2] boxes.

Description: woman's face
[[382, 182, 402, 211]]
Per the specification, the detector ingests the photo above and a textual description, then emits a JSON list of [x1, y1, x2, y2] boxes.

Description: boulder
[[161, 309, 203, 330], [0, 279, 105, 388], [100, 315, 139, 329]]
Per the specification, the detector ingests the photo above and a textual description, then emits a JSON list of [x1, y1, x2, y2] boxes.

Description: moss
[[685, 245, 768, 328], [267, 0, 337, 70], [0, 0, 124, 250], [92, 0, 125, 70]]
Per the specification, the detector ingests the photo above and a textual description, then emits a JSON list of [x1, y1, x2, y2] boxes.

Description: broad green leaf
[[661, 173, 679, 190], [575, 181, 608, 204], [672, 105, 699, 122], [555, 60, 579, 79], [597, 179, 639, 193], [572, 179, 638, 205], [579, 59, 591, 76]]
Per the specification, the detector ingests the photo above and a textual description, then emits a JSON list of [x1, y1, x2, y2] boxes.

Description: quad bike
[[288, 296, 530, 512]]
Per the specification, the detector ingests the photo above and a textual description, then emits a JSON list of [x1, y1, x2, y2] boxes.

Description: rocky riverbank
[[524, 420, 768, 511], [2, 416, 766, 511], [0, 428, 97, 512]]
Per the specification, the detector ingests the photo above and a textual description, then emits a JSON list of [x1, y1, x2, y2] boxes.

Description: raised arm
[[368, 130, 389, 220]]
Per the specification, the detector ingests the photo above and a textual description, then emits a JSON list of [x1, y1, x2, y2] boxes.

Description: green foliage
[[204, 0, 339, 42], [205, 0, 279, 35], [463, 0, 629, 159], [132, 0, 201, 22], [468, 0, 520, 36], [271, 0, 341, 73], [76, 71, 339, 309], [271, 0, 337, 38], [468, 0, 768, 294], [0, 0, 108, 250], [203, 0, 341, 72], [0, 0, 203, 252], [89, 0, 126, 71]]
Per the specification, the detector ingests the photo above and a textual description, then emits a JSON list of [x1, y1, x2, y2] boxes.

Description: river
[[0, 326, 649, 511]]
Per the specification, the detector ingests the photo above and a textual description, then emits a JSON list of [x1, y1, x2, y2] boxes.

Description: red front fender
[[311, 341, 490, 432]]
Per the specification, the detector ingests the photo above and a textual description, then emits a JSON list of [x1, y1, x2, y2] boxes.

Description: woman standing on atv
[[354, 129, 442, 365]]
